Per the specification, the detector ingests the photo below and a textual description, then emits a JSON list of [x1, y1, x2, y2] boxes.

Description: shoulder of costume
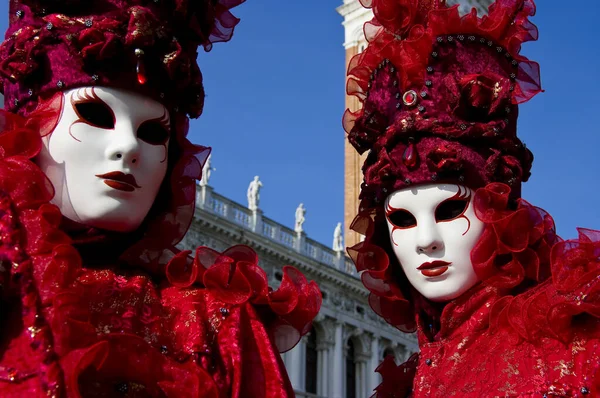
[[165, 244, 322, 352], [489, 228, 600, 344]]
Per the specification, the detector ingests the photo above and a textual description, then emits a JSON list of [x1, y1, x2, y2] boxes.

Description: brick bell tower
[[337, 0, 493, 248]]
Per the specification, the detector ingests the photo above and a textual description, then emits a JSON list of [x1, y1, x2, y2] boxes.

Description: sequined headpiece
[[1, 0, 244, 117], [344, 0, 541, 208]]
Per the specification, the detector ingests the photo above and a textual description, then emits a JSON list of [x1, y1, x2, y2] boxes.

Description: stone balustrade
[[196, 184, 358, 278]]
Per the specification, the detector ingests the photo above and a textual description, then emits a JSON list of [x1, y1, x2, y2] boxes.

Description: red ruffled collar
[[165, 244, 322, 352]]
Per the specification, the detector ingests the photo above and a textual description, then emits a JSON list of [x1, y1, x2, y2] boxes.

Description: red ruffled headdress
[[345, 0, 560, 333], [344, 0, 540, 208], [1, 0, 243, 118]]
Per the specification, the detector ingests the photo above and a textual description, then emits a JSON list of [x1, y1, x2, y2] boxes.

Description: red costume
[[344, 0, 600, 396], [0, 1, 321, 397]]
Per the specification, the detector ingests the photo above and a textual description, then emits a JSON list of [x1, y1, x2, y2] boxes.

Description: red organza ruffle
[[471, 183, 559, 289], [166, 245, 322, 352], [204, 0, 245, 51], [488, 228, 600, 344], [348, 211, 416, 333]]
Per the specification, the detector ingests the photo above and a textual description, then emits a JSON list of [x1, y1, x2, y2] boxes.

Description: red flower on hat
[[76, 27, 121, 61], [0, 26, 42, 83], [484, 151, 525, 185], [458, 72, 512, 116], [426, 142, 463, 173]]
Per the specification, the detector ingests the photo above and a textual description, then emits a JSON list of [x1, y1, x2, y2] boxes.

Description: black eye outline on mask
[[387, 208, 418, 229], [434, 187, 472, 235], [137, 109, 170, 163], [137, 111, 170, 146], [71, 87, 116, 132], [385, 201, 417, 247]]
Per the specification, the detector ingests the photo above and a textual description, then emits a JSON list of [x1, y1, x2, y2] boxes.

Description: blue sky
[[1, 1, 599, 246]]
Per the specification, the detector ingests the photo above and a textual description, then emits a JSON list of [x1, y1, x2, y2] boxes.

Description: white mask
[[384, 183, 484, 302], [36, 86, 170, 232]]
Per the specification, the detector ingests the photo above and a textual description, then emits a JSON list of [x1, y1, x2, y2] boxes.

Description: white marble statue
[[200, 153, 215, 186], [333, 222, 344, 252], [247, 175, 263, 211], [294, 203, 306, 233]]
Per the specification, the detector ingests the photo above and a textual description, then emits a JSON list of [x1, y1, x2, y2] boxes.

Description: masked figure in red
[[0, 1, 321, 396], [344, 0, 600, 396]]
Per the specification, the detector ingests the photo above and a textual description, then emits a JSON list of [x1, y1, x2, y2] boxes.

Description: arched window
[[305, 327, 318, 394], [346, 339, 356, 398]]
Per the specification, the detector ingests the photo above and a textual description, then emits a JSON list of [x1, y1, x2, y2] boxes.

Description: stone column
[[355, 353, 370, 398], [286, 338, 304, 390], [317, 341, 332, 397], [369, 336, 380, 395], [331, 322, 344, 398], [299, 335, 308, 391]]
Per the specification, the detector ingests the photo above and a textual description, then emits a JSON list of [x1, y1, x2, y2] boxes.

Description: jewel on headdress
[[135, 48, 147, 85], [402, 141, 418, 168], [402, 90, 417, 107]]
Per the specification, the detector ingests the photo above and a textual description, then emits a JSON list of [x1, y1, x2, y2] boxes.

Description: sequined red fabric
[[374, 277, 600, 397], [0, 0, 245, 118], [0, 100, 322, 396], [344, 0, 540, 206]]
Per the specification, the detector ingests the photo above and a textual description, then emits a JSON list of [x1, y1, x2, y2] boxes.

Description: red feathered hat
[[0, 0, 244, 117], [344, 0, 541, 209]]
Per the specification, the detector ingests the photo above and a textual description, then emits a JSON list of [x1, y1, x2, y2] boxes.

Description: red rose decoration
[[76, 28, 121, 61], [426, 142, 463, 173], [458, 71, 512, 116], [0, 26, 42, 83], [125, 7, 160, 48], [484, 151, 523, 185]]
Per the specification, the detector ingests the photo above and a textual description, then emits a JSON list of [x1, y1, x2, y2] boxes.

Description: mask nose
[[417, 240, 444, 254], [107, 125, 140, 166], [415, 220, 444, 255]]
